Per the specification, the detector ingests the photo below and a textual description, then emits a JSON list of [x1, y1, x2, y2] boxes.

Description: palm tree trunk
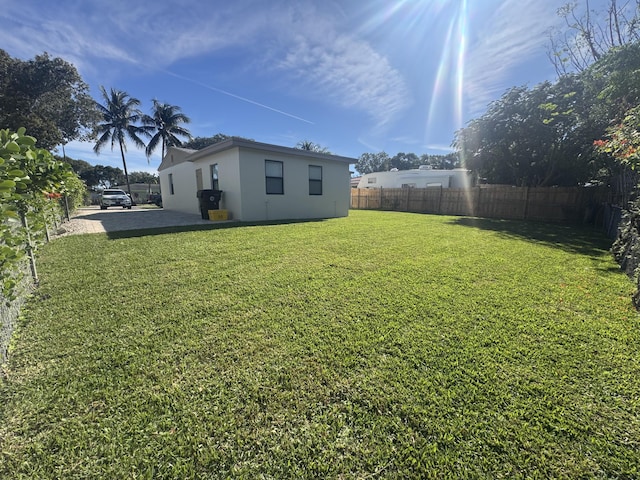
[[119, 140, 132, 199]]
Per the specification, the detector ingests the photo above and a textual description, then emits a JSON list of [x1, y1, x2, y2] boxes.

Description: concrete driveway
[[63, 206, 216, 234]]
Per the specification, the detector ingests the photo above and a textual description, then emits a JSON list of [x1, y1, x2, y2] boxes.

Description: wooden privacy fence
[[350, 186, 612, 223]]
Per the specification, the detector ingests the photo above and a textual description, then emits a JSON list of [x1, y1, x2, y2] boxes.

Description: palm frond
[[93, 129, 112, 154], [144, 100, 192, 159], [93, 86, 147, 191]]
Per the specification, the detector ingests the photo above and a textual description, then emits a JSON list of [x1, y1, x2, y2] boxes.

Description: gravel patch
[[51, 217, 93, 238]]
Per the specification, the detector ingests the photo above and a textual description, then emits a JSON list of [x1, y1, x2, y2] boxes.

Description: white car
[[100, 189, 132, 209]]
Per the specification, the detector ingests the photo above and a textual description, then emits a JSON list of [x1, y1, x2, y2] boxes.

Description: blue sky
[[0, 0, 611, 174]]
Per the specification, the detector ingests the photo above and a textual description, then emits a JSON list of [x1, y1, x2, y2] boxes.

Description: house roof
[[158, 137, 356, 171]]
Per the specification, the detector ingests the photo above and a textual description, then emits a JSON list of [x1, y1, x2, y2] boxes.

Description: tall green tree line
[[454, 45, 640, 187], [355, 151, 459, 175], [60, 156, 158, 190], [453, 1, 640, 189], [0, 50, 193, 200], [0, 50, 98, 150]]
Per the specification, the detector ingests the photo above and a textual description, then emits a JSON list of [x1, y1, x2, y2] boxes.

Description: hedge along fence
[[0, 264, 31, 365], [351, 185, 613, 224], [0, 128, 85, 366], [0, 198, 73, 364]]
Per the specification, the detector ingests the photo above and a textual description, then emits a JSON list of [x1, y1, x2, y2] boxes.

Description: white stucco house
[[357, 167, 472, 189], [157, 137, 355, 222]]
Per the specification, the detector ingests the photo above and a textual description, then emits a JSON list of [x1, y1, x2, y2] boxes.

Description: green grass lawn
[[1, 210, 639, 479]]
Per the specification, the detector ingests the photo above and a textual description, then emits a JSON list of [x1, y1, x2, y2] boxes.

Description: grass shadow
[[448, 217, 613, 257], [106, 218, 329, 240]]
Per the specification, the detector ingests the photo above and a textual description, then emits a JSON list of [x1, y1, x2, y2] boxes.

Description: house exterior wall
[[197, 148, 242, 217], [158, 142, 351, 221], [236, 148, 350, 221], [159, 161, 200, 213]]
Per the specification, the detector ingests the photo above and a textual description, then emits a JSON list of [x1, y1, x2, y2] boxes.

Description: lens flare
[[454, 0, 476, 215], [426, 17, 456, 136], [426, 0, 468, 143], [455, 0, 468, 134]]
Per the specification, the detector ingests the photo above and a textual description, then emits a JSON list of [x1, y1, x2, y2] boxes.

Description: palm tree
[[144, 100, 192, 162], [93, 86, 151, 198], [295, 140, 330, 154]]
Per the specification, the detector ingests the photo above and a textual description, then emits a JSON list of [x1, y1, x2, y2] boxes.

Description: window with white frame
[[169, 173, 175, 194], [309, 165, 322, 195], [265, 160, 283, 194]]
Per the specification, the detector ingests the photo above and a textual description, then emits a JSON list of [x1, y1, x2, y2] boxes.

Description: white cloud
[[424, 143, 455, 153], [463, 0, 560, 114], [0, 1, 258, 71], [273, 2, 411, 129], [0, 4, 135, 72], [280, 34, 410, 128], [0, 0, 409, 131]]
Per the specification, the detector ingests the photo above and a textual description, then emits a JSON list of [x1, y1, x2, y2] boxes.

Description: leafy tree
[[61, 169, 89, 210], [548, 0, 640, 75], [576, 41, 640, 196], [355, 152, 390, 174], [454, 77, 604, 187], [389, 152, 419, 170], [581, 41, 640, 123], [594, 105, 640, 307], [144, 100, 192, 162], [57, 155, 92, 175], [0, 50, 98, 150], [128, 171, 158, 184], [181, 133, 254, 150], [93, 87, 151, 197], [594, 104, 640, 170], [0, 127, 79, 297], [56, 157, 135, 190], [295, 140, 331, 154], [419, 153, 460, 169], [76, 165, 123, 190], [74, 166, 100, 190], [182, 133, 231, 150], [354, 151, 460, 176]]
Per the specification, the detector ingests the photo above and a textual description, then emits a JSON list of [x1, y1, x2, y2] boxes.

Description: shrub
[[0, 127, 82, 297], [611, 196, 640, 307]]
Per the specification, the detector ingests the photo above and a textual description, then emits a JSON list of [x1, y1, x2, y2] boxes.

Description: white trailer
[[357, 167, 472, 189]]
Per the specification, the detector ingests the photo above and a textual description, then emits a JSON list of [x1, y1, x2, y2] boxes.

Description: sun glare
[[455, 0, 468, 132], [426, 0, 468, 141], [358, 0, 450, 48]]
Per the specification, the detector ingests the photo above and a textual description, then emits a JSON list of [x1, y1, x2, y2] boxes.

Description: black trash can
[[196, 189, 223, 219]]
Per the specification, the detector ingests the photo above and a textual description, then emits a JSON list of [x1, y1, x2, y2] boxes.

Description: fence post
[[43, 211, 50, 243], [20, 210, 38, 283], [438, 186, 443, 214], [379, 187, 383, 210], [422, 188, 427, 213], [63, 194, 70, 221], [523, 186, 530, 220], [405, 188, 410, 211]]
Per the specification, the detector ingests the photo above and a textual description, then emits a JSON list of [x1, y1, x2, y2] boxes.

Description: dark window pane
[[309, 179, 322, 195], [266, 177, 283, 194]]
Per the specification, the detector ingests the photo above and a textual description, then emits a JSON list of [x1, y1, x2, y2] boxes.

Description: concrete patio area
[[59, 206, 219, 235]]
